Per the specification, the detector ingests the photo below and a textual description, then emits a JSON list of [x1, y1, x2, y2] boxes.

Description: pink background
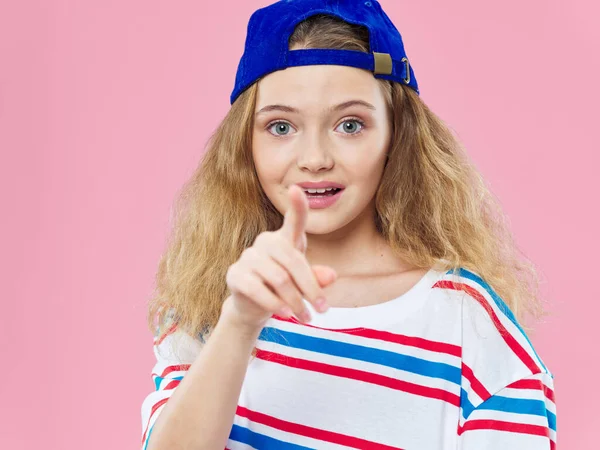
[[1, 0, 597, 448]]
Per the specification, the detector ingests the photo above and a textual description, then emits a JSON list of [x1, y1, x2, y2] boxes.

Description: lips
[[302, 187, 344, 209], [296, 181, 345, 190]]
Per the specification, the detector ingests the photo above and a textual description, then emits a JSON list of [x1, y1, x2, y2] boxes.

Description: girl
[[141, 1, 556, 449]]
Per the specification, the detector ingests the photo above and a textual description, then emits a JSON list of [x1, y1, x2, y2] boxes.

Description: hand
[[221, 185, 337, 331]]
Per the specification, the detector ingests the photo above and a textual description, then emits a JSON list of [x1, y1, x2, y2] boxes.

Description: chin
[[305, 214, 346, 235]]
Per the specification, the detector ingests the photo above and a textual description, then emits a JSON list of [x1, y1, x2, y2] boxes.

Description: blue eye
[[336, 119, 365, 135], [267, 119, 365, 137], [268, 122, 294, 136]]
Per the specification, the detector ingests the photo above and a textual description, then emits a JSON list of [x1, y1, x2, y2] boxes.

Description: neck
[[305, 207, 414, 277]]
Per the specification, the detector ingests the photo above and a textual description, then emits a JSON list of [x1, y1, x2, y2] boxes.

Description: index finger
[[281, 184, 308, 251]]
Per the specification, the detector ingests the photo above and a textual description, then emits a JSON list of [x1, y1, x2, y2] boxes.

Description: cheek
[[252, 147, 290, 204], [254, 154, 287, 187], [345, 151, 387, 185], [253, 139, 294, 182]]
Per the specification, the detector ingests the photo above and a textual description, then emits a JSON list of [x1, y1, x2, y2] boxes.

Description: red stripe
[[507, 378, 556, 404], [152, 364, 191, 378], [163, 379, 181, 390], [273, 315, 461, 357], [458, 419, 551, 438], [236, 405, 404, 450], [462, 362, 491, 400], [256, 349, 460, 406], [434, 281, 540, 373], [141, 397, 169, 445], [155, 322, 178, 345]]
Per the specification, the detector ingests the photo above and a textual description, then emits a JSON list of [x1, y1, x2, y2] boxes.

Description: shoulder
[[141, 313, 210, 448], [432, 267, 552, 398], [152, 308, 211, 366]]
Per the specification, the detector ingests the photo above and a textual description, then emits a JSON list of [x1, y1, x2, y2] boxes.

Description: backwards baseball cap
[[230, 0, 420, 105]]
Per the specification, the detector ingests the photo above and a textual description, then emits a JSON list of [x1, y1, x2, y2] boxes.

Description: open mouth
[[303, 187, 343, 197]]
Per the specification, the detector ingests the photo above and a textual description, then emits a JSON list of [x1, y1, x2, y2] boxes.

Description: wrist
[[219, 298, 265, 340]]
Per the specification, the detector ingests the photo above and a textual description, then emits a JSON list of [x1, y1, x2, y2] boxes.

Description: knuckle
[[240, 276, 259, 298], [273, 232, 289, 247], [241, 247, 258, 261], [225, 264, 238, 283], [280, 253, 294, 269], [289, 249, 304, 266], [254, 232, 270, 246], [272, 270, 290, 288]]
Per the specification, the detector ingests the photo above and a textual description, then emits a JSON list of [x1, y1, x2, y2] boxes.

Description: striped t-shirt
[[141, 266, 557, 449]]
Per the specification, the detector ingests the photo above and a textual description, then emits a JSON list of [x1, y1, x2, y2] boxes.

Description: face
[[252, 64, 392, 236]]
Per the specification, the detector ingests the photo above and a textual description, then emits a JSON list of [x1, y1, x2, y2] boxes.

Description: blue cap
[[230, 0, 420, 105]]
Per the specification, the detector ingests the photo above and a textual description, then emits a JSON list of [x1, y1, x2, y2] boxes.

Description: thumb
[[312, 265, 337, 288]]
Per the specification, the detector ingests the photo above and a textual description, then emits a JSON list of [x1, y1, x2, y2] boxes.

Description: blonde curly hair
[[147, 14, 546, 343]]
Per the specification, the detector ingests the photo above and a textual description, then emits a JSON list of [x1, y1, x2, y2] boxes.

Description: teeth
[[304, 187, 337, 194]]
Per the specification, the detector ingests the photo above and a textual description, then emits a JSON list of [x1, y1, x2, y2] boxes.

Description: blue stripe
[[460, 388, 475, 418], [154, 375, 183, 390], [449, 268, 549, 373], [259, 327, 461, 385], [142, 425, 153, 450], [547, 410, 557, 433], [482, 395, 546, 415], [480, 395, 557, 432], [229, 424, 313, 449], [460, 390, 556, 432]]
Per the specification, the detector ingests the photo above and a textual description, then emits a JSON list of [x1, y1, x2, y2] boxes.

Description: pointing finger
[[281, 184, 308, 251]]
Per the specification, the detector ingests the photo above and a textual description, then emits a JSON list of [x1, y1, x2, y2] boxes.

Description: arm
[[141, 186, 334, 449], [457, 372, 556, 449], [141, 304, 262, 450]]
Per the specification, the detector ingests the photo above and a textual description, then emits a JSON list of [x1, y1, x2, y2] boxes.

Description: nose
[[296, 132, 334, 173]]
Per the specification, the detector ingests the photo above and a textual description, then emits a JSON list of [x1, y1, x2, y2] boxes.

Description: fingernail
[[315, 297, 328, 312], [299, 309, 312, 323]]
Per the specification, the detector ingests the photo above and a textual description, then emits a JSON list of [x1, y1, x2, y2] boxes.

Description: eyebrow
[[255, 99, 376, 117]]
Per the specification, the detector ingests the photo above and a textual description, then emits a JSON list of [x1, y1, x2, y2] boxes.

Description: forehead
[[254, 65, 385, 111]]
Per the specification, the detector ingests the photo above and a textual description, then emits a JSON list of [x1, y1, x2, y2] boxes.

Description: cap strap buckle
[[373, 52, 392, 75], [373, 52, 412, 86]]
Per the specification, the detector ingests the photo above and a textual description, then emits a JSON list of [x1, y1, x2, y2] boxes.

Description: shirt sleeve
[[140, 322, 207, 450], [457, 371, 556, 449]]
